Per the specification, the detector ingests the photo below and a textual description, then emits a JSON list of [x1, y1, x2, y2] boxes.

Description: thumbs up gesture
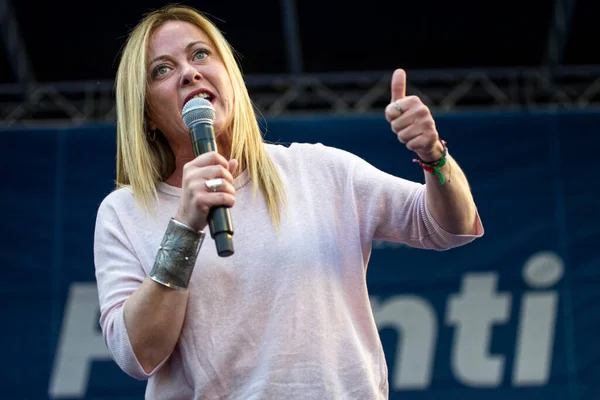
[[385, 69, 444, 162]]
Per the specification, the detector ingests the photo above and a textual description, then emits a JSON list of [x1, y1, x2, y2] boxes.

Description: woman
[[94, 4, 483, 399]]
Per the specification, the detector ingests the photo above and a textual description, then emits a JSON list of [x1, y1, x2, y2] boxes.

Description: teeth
[[194, 93, 210, 99]]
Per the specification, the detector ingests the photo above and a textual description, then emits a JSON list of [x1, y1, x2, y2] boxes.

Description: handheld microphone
[[182, 98, 234, 257]]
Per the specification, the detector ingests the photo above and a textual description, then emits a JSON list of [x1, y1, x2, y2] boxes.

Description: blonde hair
[[115, 4, 285, 226]]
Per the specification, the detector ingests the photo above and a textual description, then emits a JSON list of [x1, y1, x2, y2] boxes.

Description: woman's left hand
[[385, 69, 444, 162]]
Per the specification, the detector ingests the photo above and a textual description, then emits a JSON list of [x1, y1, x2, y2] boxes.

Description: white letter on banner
[[372, 296, 437, 389], [447, 272, 511, 387], [49, 283, 110, 398]]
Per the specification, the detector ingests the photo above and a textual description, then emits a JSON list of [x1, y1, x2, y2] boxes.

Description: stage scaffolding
[[2, 0, 595, 126], [1, 66, 600, 127]]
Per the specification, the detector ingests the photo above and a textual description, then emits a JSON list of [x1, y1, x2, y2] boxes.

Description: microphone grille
[[182, 98, 216, 128]]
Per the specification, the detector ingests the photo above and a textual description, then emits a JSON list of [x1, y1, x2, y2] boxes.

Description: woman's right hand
[[174, 151, 238, 232]]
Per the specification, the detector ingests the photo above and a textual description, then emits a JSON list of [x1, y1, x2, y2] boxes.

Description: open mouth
[[185, 91, 215, 106], [192, 92, 214, 102]]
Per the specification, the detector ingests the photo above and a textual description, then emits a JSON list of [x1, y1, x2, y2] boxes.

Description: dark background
[[3, 0, 599, 84]]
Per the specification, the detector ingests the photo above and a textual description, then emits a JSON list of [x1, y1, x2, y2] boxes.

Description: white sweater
[[94, 142, 483, 399]]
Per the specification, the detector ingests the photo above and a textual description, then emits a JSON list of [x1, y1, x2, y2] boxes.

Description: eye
[[193, 49, 211, 61], [152, 64, 170, 78]]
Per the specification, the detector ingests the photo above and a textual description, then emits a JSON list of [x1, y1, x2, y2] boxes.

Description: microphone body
[[183, 99, 234, 257]]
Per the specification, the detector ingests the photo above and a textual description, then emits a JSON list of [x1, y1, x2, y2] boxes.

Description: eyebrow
[[149, 41, 211, 66]]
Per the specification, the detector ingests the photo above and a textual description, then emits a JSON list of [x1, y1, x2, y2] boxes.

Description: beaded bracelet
[[413, 139, 448, 185]]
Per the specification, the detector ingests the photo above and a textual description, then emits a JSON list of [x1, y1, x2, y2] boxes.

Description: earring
[[148, 129, 156, 142]]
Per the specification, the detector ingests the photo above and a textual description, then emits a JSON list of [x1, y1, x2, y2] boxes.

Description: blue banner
[[1, 109, 598, 399]]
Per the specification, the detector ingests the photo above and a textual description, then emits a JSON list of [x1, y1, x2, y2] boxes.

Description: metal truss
[[0, 0, 36, 85], [544, 0, 576, 69], [2, 65, 600, 127]]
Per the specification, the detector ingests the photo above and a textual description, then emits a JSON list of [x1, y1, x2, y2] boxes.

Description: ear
[[147, 119, 157, 131]]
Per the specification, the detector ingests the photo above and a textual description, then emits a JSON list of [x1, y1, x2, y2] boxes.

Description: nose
[[180, 63, 202, 86]]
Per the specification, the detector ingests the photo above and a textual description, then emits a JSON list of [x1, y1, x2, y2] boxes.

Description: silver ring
[[205, 178, 224, 192], [393, 100, 404, 114]]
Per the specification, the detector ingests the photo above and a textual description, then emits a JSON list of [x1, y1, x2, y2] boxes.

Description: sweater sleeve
[[93, 192, 168, 380], [343, 148, 483, 250]]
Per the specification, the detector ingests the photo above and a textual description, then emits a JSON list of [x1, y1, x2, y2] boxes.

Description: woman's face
[[145, 20, 233, 155]]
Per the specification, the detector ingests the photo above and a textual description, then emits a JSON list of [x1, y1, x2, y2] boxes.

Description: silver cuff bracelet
[[149, 218, 205, 291]]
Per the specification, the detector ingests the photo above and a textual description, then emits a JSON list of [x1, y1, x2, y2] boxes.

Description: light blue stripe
[[50, 129, 66, 369], [551, 115, 580, 400]]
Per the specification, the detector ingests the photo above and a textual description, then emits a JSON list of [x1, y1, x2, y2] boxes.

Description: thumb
[[228, 158, 239, 174], [391, 69, 407, 102]]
